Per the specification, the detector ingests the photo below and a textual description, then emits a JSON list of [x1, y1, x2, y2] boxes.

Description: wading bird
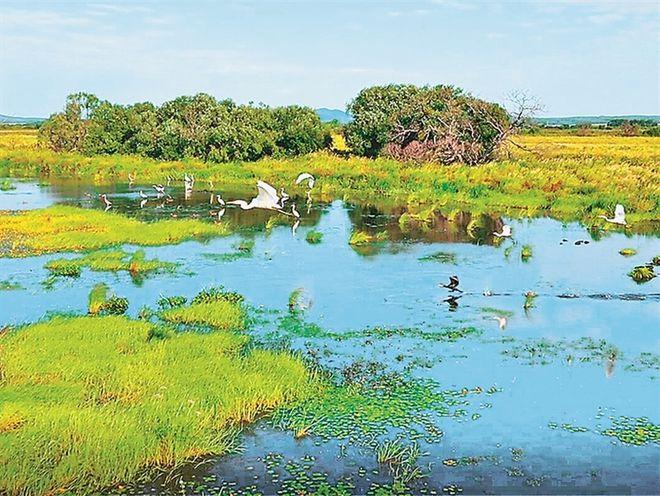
[[483, 289, 493, 297], [280, 188, 290, 206], [493, 315, 507, 330], [216, 194, 225, 207], [493, 224, 512, 238], [216, 208, 226, 221], [599, 204, 627, 225], [440, 275, 462, 293], [291, 203, 300, 219], [100, 194, 112, 211], [140, 198, 148, 209], [138, 190, 148, 199], [228, 180, 288, 212], [292, 219, 300, 236], [153, 184, 165, 198]]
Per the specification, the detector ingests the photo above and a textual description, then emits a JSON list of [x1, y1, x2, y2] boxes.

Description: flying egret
[[100, 194, 112, 211], [493, 225, 512, 237], [295, 172, 315, 189], [291, 203, 300, 219], [227, 180, 286, 212], [599, 204, 627, 225], [493, 316, 507, 330], [440, 275, 462, 293]]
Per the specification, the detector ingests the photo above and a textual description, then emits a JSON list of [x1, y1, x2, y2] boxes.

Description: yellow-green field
[[1, 129, 658, 226]]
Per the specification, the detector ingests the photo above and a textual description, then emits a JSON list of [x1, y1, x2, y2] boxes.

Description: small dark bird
[[440, 275, 462, 293], [443, 294, 461, 310]]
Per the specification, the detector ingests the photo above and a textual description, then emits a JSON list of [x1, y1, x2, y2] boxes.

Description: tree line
[[40, 85, 519, 165]]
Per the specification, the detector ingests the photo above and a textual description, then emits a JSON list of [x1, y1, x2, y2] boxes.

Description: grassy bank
[[0, 313, 321, 495], [0, 205, 230, 257], [1, 130, 659, 225]]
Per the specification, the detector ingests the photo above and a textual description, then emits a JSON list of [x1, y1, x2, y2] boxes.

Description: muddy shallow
[[1, 179, 658, 494]]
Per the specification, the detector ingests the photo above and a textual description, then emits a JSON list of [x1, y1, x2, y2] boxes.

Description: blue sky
[[1, 0, 658, 117]]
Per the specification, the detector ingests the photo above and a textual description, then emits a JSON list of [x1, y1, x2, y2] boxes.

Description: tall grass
[[1, 131, 658, 224], [0, 315, 321, 494]]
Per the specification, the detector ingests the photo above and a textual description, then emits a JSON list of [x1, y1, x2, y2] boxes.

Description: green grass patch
[[161, 301, 245, 330], [203, 238, 255, 262], [0, 315, 320, 495], [0, 205, 230, 257], [305, 230, 323, 244], [87, 282, 128, 316]]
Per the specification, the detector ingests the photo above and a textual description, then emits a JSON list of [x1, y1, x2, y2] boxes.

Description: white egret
[[228, 180, 285, 212], [138, 190, 148, 199], [599, 204, 627, 225], [280, 188, 290, 206], [295, 172, 315, 189], [493, 225, 512, 237], [493, 316, 507, 330], [216, 194, 226, 207], [140, 198, 148, 209], [153, 184, 165, 198], [292, 219, 300, 236], [291, 203, 300, 219], [100, 194, 112, 211], [483, 289, 493, 297]]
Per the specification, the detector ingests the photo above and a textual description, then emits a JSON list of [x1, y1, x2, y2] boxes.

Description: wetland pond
[[1, 180, 659, 495]]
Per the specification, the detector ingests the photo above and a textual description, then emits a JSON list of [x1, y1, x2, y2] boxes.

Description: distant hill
[[0, 114, 46, 125], [315, 108, 352, 124], [535, 115, 660, 127]]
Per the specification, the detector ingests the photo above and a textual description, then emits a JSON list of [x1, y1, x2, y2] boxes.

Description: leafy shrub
[[191, 286, 244, 305]]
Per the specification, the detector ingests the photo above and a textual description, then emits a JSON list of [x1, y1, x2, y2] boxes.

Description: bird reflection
[[604, 353, 617, 379]]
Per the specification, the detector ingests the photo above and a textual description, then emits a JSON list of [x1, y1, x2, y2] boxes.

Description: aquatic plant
[[349, 230, 388, 246], [87, 283, 128, 316], [418, 251, 457, 264], [652, 255, 660, 266], [0, 205, 230, 257], [618, 248, 637, 257], [602, 416, 660, 446], [521, 244, 533, 261], [191, 286, 244, 305], [0, 178, 15, 190], [501, 336, 621, 367], [481, 307, 514, 318], [305, 230, 323, 244], [0, 315, 320, 494], [45, 249, 176, 281], [0, 280, 23, 291], [203, 239, 255, 262], [157, 295, 187, 310], [628, 265, 655, 283]]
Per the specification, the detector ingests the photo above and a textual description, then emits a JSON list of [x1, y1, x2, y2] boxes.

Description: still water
[[1, 180, 658, 494]]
